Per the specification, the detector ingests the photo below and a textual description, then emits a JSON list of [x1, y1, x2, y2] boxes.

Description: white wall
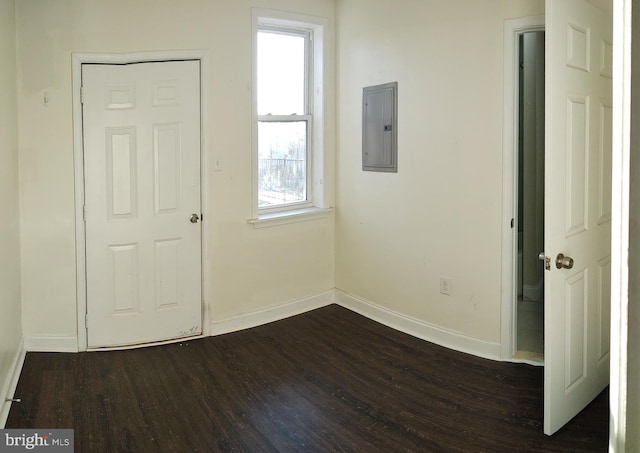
[[336, 0, 544, 343], [15, 0, 336, 340], [0, 0, 23, 418], [611, 0, 638, 448], [625, 0, 640, 445]]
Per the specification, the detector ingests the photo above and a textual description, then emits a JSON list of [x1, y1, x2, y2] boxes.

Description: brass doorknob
[[555, 253, 574, 270]]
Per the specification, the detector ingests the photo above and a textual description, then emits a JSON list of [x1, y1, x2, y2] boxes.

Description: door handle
[[189, 213, 200, 223], [539, 252, 551, 271], [555, 253, 574, 270]]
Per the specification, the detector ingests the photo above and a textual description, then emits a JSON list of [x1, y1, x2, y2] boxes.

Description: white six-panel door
[[544, 0, 612, 435], [82, 60, 202, 348]]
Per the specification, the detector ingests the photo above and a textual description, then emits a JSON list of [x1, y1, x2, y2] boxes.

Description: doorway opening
[[515, 31, 545, 361], [501, 15, 545, 364]]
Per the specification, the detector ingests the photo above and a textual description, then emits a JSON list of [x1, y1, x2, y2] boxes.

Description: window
[[257, 28, 311, 208], [251, 11, 330, 226]]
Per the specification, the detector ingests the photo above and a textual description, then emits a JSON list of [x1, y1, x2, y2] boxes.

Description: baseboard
[[1, 337, 26, 428], [20, 290, 504, 363], [24, 336, 78, 353], [210, 290, 334, 336], [334, 290, 502, 361], [523, 278, 543, 302]]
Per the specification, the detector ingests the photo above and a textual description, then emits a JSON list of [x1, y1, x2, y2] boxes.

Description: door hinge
[[80, 87, 85, 104], [85, 313, 88, 327], [83, 204, 87, 222]]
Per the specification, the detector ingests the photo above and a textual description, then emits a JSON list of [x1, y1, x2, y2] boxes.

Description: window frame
[[250, 10, 331, 227], [257, 26, 311, 117], [257, 26, 313, 212]]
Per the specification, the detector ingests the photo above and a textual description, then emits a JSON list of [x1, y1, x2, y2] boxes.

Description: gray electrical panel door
[[362, 82, 397, 172]]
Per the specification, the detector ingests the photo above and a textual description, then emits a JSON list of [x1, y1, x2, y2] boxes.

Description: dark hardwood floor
[[6, 304, 608, 452]]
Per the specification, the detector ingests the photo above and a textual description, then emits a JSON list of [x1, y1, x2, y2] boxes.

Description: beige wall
[[335, 0, 544, 342], [15, 0, 336, 338], [0, 0, 22, 409]]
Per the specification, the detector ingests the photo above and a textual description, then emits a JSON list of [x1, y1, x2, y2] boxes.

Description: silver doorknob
[[555, 253, 574, 269], [189, 213, 200, 223], [539, 252, 551, 271]]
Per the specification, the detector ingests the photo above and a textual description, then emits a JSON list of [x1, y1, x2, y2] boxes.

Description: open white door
[[544, 0, 612, 435], [82, 60, 202, 348]]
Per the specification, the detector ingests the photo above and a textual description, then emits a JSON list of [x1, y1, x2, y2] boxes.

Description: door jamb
[[610, 0, 632, 447], [71, 50, 211, 351], [501, 16, 545, 363]]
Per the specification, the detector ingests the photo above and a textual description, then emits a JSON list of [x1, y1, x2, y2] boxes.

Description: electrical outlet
[[440, 277, 452, 295]]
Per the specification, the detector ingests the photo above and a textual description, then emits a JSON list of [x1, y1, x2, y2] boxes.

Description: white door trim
[[501, 16, 545, 362], [72, 50, 211, 351], [610, 0, 631, 448]]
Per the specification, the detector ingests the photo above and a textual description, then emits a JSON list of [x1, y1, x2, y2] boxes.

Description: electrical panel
[[362, 82, 397, 172]]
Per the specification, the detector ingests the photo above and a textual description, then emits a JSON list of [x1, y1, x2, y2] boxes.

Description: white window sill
[[248, 207, 333, 229]]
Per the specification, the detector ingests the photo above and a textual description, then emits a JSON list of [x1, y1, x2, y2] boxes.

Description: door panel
[[544, 0, 611, 435], [83, 60, 202, 348]]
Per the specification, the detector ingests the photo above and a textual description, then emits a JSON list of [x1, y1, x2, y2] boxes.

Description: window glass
[[258, 121, 307, 207], [257, 31, 306, 115]]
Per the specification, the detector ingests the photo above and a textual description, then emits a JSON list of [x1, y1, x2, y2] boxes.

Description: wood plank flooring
[[6, 305, 608, 452]]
